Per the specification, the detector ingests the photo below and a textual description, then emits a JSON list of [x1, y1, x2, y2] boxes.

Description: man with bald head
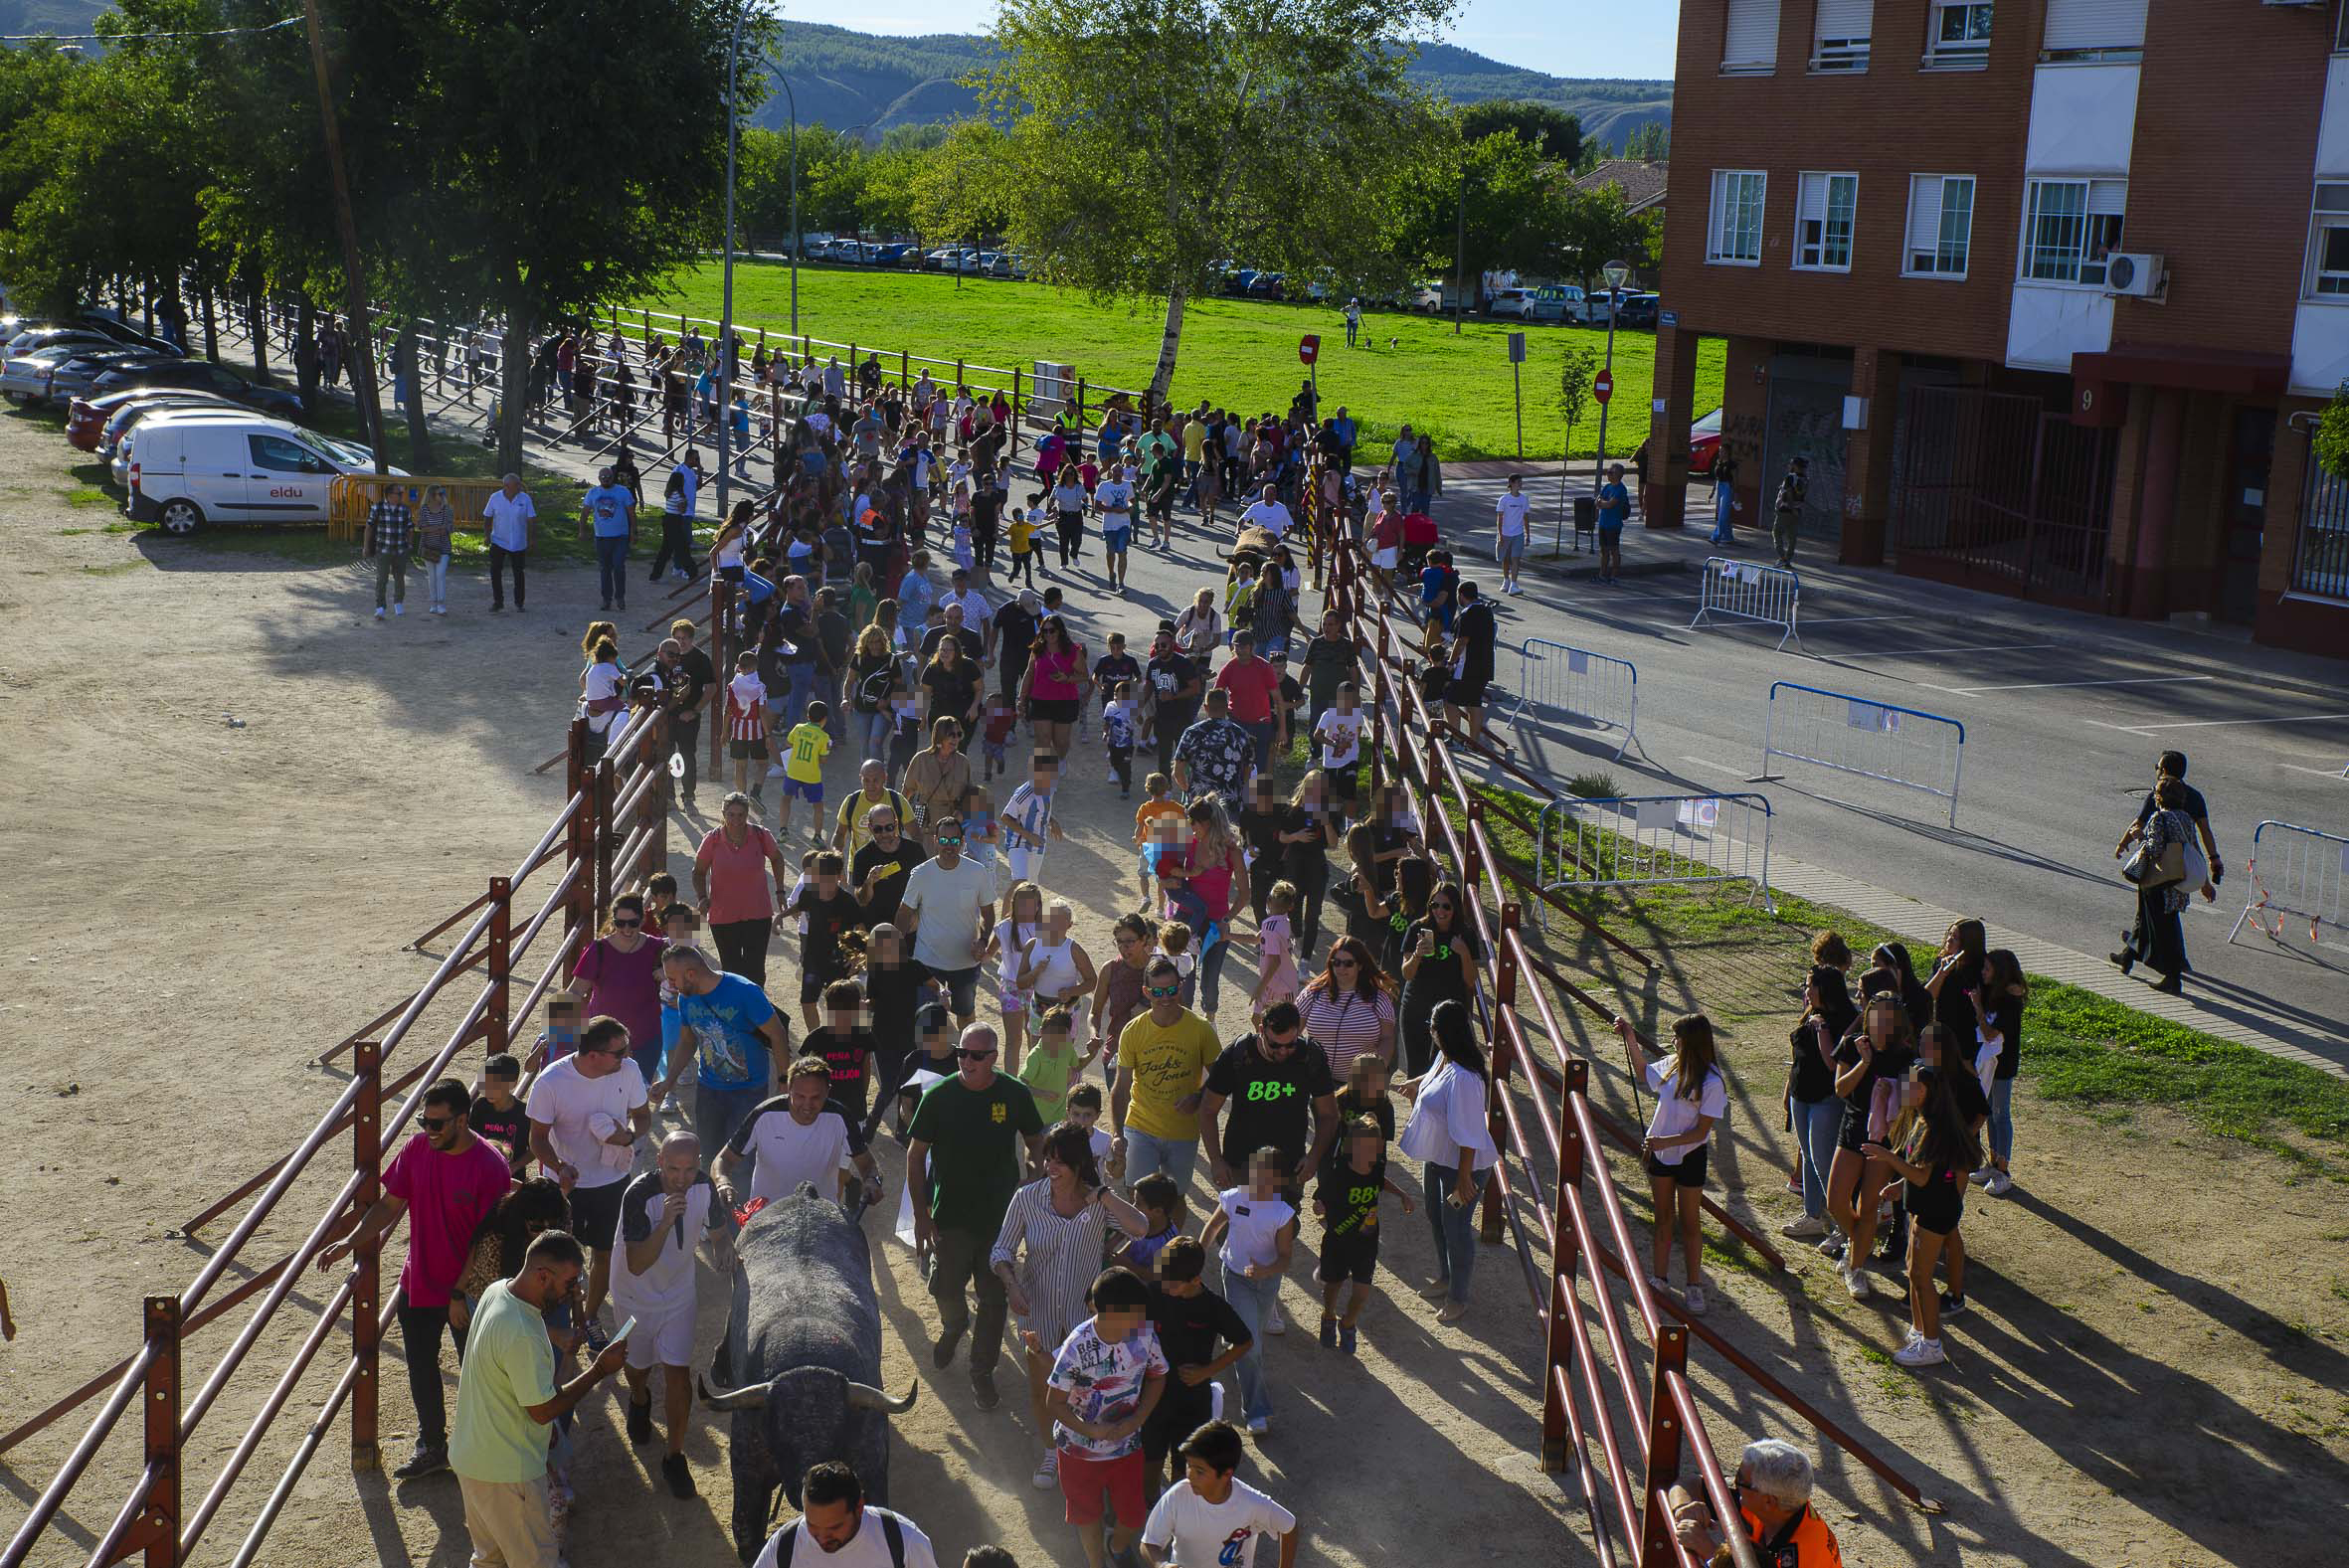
[[831, 758, 910, 858], [612, 1129, 734, 1497]]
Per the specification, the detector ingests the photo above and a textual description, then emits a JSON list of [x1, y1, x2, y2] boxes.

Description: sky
[[829, 1, 1680, 80]]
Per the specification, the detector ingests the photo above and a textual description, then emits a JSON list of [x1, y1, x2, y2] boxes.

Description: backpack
[[769, 1512, 905, 1568]]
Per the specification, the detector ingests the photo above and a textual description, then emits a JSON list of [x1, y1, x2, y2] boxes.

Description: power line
[[2, 15, 300, 45]]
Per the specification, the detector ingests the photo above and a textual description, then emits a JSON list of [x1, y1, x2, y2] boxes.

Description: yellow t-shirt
[[1182, 423, 1206, 460], [784, 721, 830, 784], [1009, 518, 1035, 555], [1118, 1008, 1221, 1141]]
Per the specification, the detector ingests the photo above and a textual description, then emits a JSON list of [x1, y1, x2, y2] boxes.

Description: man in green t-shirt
[[450, 1232, 629, 1568], [906, 1022, 1046, 1411], [1112, 955, 1224, 1190]]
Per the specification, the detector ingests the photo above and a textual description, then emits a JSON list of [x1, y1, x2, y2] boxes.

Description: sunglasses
[[612, 917, 641, 929], [873, 821, 900, 832], [1263, 1036, 1299, 1051], [957, 1047, 997, 1061], [419, 1115, 454, 1132], [1146, 982, 1181, 998], [1330, 957, 1358, 968]]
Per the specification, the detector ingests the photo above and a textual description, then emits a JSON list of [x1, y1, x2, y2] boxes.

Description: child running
[[779, 699, 831, 844], [1313, 1114, 1412, 1355]]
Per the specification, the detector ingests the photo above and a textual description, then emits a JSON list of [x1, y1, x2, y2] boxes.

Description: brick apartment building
[[1645, 0, 2349, 656]]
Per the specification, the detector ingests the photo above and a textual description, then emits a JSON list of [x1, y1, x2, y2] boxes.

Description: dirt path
[[3, 398, 2345, 1568]]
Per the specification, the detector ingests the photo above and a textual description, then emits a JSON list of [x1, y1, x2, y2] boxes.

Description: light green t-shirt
[[1016, 1038, 1082, 1121], [450, 1280, 558, 1483]]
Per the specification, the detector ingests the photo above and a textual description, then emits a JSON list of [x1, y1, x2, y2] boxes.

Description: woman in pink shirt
[[692, 791, 790, 985], [571, 892, 668, 1084], [1020, 613, 1087, 768], [1158, 795, 1247, 1017]]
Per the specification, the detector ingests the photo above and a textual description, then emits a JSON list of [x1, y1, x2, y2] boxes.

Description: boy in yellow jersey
[[779, 699, 832, 846], [1006, 506, 1038, 588]]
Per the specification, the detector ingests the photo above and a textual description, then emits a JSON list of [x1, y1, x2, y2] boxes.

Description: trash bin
[[1572, 494, 1597, 549]]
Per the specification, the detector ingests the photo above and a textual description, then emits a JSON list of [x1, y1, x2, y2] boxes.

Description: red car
[[1689, 407, 1723, 477], [66, 388, 232, 451]]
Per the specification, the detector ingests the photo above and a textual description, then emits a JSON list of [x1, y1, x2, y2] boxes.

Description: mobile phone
[[614, 1314, 637, 1343]]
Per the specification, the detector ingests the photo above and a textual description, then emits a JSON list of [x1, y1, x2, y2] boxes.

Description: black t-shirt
[[673, 647, 716, 715], [776, 602, 817, 666], [1332, 1086, 1395, 1146], [468, 1098, 531, 1175], [994, 607, 1038, 686], [922, 660, 979, 723], [1148, 653, 1199, 710], [806, 1027, 877, 1120], [851, 835, 927, 926], [1987, 990, 2024, 1081], [1315, 1153, 1387, 1239], [1935, 1064, 1991, 1128], [1149, 1282, 1252, 1372], [816, 609, 851, 669], [1206, 1034, 1336, 1165], [1400, 919, 1481, 1011], [921, 624, 976, 662], [1791, 965, 1858, 1104], [1093, 651, 1141, 699], [1833, 1023, 1915, 1118], [971, 489, 1001, 536], [1238, 805, 1287, 865], [2136, 783, 2209, 828], [792, 887, 862, 982], [1280, 802, 1334, 878]]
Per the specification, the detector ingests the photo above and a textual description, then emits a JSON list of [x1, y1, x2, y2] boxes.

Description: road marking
[[1794, 614, 1918, 623], [2281, 764, 2349, 780], [1833, 641, 2064, 662], [2127, 712, 2349, 732], [1941, 673, 2216, 694], [2084, 719, 2159, 737], [1679, 755, 1747, 776]]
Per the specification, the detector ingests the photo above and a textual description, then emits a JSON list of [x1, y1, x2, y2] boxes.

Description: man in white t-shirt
[[1237, 484, 1292, 542], [525, 1014, 651, 1345], [718, 1057, 883, 1209], [1494, 472, 1532, 596], [481, 472, 536, 612], [611, 1131, 733, 1496], [1311, 683, 1366, 801], [1141, 1419, 1297, 1568], [752, 1461, 940, 1568], [897, 813, 998, 1028]]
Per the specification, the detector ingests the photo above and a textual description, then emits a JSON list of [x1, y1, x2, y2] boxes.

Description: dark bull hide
[[697, 1184, 916, 1562]]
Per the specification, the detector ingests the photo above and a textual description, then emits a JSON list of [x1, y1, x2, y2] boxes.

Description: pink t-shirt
[[1214, 656, 1280, 725], [383, 1132, 511, 1307], [572, 934, 667, 1048], [697, 825, 779, 925], [1031, 644, 1085, 702]]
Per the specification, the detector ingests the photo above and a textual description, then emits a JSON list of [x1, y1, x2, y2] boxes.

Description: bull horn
[[844, 1379, 918, 1415], [698, 1371, 772, 1412]]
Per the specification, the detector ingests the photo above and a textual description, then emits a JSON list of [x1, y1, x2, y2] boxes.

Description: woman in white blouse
[[993, 1122, 1151, 1489], [1396, 999, 1500, 1322]]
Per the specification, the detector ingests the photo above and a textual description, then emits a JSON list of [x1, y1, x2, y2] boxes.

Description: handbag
[[2121, 835, 2185, 889]]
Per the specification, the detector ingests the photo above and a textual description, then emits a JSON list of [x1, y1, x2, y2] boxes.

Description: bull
[[697, 1184, 917, 1562]]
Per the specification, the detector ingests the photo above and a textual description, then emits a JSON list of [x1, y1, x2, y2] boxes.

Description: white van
[[122, 413, 392, 534]]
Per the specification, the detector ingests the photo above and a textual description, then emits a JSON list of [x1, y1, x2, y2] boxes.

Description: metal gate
[[1892, 385, 2117, 610]]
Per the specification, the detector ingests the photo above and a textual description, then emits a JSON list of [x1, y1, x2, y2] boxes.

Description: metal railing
[[2229, 818, 2349, 956], [1689, 556, 1801, 650], [1753, 680, 1966, 828], [1536, 792, 1775, 914], [1, 711, 671, 1568], [1511, 638, 1640, 762]]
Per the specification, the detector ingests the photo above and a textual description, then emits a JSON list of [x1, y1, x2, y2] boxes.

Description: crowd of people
[[315, 342, 1875, 1568]]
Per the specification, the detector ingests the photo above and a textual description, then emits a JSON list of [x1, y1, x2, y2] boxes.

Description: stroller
[[1397, 511, 1439, 577]]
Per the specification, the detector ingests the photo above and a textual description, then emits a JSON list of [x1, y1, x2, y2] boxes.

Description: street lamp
[[717, 4, 748, 523], [751, 56, 801, 337], [1591, 259, 1630, 505]]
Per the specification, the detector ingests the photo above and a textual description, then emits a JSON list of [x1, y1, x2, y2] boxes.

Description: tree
[[1550, 182, 1648, 294], [1552, 341, 1598, 549], [1624, 121, 1670, 162], [1395, 127, 1564, 303], [1458, 99, 1579, 163], [2317, 381, 2349, 478], [913, 118, 1011, 267], [981, 0, 1450, 401]]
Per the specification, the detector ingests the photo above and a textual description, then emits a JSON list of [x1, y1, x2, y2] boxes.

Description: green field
[[635, 261, 1724, 463]]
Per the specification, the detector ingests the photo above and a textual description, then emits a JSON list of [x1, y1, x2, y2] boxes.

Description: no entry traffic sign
[[1593, 368, 1614, 405], [1299, 334, 1320, 365]]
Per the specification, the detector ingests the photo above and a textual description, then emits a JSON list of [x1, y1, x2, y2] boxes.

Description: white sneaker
[[1245, 1415, 1270, 1436], [1684, 1285, 1708, 1315], [1893, 1334, 1946, 1368], [1985, 1171, 2014, 1197], [1780, 1215, 1828, 1240], [1266, 1301, 1285, 1335], [1842, 1267, 1874, 1301], [1968, 1168, 1994, 1187], [1031, 1451, 1058, 1489], [374, 607, 386, 619]]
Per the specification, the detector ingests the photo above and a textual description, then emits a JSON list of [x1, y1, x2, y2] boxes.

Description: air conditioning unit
[[2105, 253, 2165, 298]]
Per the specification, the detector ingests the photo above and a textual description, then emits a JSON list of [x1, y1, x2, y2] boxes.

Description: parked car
[[1, 345, 161, 405], [1689, 407, 1723, 477], [94, 393, 241, 458], [123, 412, 397, 534], [1614, 292, 1660, 329], [67, 386, 232, 451], [1486, 287, 1541, 320], [89, 358, 303, 419], [1226, 268, 1261, 297], [869, 243, 914, 267], [76, 312, 186, 357], [3, 326, 120, 370], [1245, 271, 1288, 300]]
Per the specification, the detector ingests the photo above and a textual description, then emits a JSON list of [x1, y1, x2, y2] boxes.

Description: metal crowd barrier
[[1752, 681, 1965, 828], [2230, 818, 2349, 955], [1510, 639, 1639, 762], [1690, 556, 1801, 650], [1536, 792, 1776, 914]]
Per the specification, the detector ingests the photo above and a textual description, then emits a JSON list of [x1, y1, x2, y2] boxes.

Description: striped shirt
[[1299, 984, 1393, 1075], [990, 1178, 1116, 1348]]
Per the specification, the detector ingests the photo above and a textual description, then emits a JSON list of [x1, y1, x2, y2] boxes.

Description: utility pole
[[718, 5, 745, 522], [300, 0, 387, 473], [1451, 165, 1468, 337]]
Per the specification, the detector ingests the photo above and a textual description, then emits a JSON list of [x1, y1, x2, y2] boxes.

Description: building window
[[2295, 444, 2349, 602], [1722, 0, 1784, 75], [1813, 0, 1873, 70], [2042, 0, 2146, 62], [1926, 0, 1993, 67], [2022, 178, 2126, 285], [2339, 0, 2349, 54], [1905, 175, 1975, 277], [1709, 170, 1767, 264], [2306, 184, 2349, 298], [1794, 173, 1859, 270]]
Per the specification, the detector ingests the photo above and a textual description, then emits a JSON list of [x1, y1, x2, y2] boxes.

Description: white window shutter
[[1907, 178, 1944, 257], [2087, 180, 2127, 217], [1815, 0, 1874, 43], [1723, 0, 1784, 69], [2043, 0, 2147, 52]]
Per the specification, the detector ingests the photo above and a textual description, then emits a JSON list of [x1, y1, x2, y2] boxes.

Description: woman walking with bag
[[415, 485, 454, 615], [2112, 776, 2199, 995]]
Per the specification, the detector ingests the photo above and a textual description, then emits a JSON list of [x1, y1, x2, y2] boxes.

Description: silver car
[[0, 346, 154, 406]]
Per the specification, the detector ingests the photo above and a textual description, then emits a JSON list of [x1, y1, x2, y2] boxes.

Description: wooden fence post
[[350, 1039, 383, 1473], [707, 577, 730, 779], [1478, 901, 1518, 1247], [136, 1296, 182, 1566], [485, 876, 512, 1055], [1639, 1320, 1691, 1568], [593, 758, 617, 924]]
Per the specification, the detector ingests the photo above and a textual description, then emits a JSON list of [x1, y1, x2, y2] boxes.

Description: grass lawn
[[632, 260, 1725, 464]]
